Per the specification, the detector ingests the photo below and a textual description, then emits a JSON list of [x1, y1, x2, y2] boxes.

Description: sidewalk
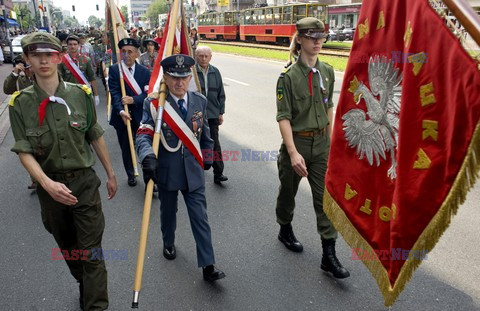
[[0, 63, 13, 145]]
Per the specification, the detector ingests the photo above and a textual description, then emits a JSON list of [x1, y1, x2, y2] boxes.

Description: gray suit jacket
[[136, 91, 214, 192]]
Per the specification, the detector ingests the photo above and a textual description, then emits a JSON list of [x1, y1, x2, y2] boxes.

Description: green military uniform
[[58, 53, 96, 84], [276, 56, 337, 240], [9, 32, 109, 310], [3, 71, 33, 94]]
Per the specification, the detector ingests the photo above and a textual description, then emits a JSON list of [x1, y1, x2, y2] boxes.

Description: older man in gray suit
[[136, 54, 225, 282]]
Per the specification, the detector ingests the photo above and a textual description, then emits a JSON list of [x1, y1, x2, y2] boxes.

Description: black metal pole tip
[[132, 302, 139, 308]]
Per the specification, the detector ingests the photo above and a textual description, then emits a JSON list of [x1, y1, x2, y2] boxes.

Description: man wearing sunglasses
[[275, 17, 350, 279]]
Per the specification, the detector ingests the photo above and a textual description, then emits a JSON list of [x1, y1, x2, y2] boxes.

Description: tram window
[[282, 6, 292, 24], [257, 9, 266, 25], [273, 8, 281, 24], [252, 9, 260, 25], [293, 5, 306, 22], [219, 13, 224, 25], [225, 12, 233, 25], [265, 8, 273, 25], [308, 5, 326, 20]]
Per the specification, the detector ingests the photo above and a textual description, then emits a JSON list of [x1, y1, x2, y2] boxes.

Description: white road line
[[224, 77, 250, 86]]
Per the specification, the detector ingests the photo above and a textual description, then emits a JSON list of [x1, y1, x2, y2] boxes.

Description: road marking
[[224, 77, 250, 86]]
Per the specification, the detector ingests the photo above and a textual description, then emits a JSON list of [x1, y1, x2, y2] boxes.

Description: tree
[[120, 5, 129, 24], [13, 4, 34, 31], [88, 15, 100, 28], [64, 16, 80, 28], [146, 0, 168, 27]]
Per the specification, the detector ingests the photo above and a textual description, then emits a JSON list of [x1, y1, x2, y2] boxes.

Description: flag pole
[[132, 0, 181, 307], [443, 0, 480, 47], [108, 0, 139, 176]]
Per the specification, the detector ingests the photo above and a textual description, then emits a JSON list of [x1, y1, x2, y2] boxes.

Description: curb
[[0, 95, 11, 146]]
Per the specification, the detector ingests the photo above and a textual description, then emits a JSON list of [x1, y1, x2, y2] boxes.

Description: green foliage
[[13, 4, 34, 31], [64, 16, 80, 28], [120, 5, 129, 24], [88, 15, 104, 28], [201, 43, 348, 71], [146, 0, 168, 27]]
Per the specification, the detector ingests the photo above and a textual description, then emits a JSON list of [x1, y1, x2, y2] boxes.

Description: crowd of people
[[6, 16, 348, 311]]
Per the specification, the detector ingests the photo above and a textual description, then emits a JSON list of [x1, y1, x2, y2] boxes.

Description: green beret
[[296, 17, 326, 39], [21, 32, 62, 53]]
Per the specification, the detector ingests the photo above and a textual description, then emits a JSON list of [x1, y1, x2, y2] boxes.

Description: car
[[327, 28, 337, 41], [2, 35, 26, 63], [342, 27, 355, 41]]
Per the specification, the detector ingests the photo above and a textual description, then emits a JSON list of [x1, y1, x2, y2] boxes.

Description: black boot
[[278, 223, 303, 252], [78, 280, 84, 310], [321, 239, 350, 279]]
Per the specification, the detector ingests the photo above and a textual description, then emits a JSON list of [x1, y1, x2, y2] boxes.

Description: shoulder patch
[[80, 84, 93, 95], [8, 91, 22, 107]]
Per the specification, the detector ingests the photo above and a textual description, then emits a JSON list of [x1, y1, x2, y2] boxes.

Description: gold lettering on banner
[[344, 183, 358, 200], [377, 11, 385, 30], [413, 148, 431, 169], [360, 199, 372, 215], [358, 18, 370, 39], [404, 21, 412, 48], [420, 82, 436, 107], [379, 204, 396, 222], [422, 120, 438, 141], [408, 52, 427, 76], [348, 76, 361, 102]]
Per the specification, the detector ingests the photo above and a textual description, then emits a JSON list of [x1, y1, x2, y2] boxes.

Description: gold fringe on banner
[[323, 121, 480, 307]]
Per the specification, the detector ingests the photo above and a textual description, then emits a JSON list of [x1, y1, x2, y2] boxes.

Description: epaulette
[[72, 84, 93, 96], [8, 91, 22, 107], [279, 65, 291, 78]]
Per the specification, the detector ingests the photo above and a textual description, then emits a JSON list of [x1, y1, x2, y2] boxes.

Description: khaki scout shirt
[[58, 53, 96, 84], [9, 77, 104, 173], [3, 72, 33, 94], [276, 57, 335, 132]]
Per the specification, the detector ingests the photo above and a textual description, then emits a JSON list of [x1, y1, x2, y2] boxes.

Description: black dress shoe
[[278, 223, 303, 252], [163, 245, 176, 260], [128, 177, 137, 187], [203, 265, 225, 282], [214, 174, 228, 184]]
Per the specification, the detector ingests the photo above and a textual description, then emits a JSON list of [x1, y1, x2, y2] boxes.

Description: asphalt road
[[0, 53, 479, 311]]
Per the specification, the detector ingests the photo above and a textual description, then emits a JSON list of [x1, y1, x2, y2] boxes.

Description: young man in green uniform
[[58, 35, 100, 106], [9, 32, 118, 310], [275, 17, 350, 279], [3, 55, 34, 94]]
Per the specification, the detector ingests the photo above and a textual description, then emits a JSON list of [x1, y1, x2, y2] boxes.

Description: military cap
[[66, 34, 80, 43], [118, 37, 140, 49], [21, 32, 62, 53], [296, 17, 327, 39], [161, 54, 195, 78], [143, 39, 159, 49]]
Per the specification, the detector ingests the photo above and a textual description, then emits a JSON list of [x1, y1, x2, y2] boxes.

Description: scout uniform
[[58, 35, 96, 84], [3, 56, 33, 94], [9, 32, 110, 310], [275, 17, 350, 279]]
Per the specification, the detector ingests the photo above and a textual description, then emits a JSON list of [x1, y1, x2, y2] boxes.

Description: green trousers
[[37, 168, 108, 311], [276, 134, 338, 240]]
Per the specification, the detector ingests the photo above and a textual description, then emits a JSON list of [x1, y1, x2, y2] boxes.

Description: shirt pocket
[[68, 114, 89, 145], [25, 125, 54, 157]]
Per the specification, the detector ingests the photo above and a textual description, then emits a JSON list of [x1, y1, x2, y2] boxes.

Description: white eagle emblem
[[342, 55, 402, 180]]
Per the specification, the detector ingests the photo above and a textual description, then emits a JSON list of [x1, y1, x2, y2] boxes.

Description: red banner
[[324, 0, 480, 306]]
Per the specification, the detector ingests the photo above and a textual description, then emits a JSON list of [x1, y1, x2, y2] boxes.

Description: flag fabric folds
[[324, 0, 480, 306]]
